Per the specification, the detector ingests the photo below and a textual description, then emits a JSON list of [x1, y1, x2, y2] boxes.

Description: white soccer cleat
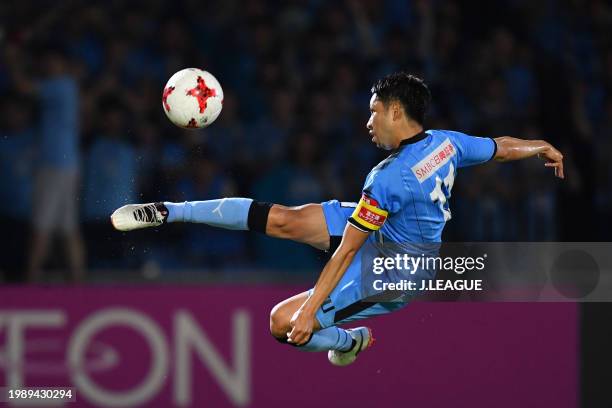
[[110, 203, 168, 231], [328, 327, 374, 367]]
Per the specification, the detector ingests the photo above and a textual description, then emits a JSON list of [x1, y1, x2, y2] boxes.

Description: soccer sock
[[164, 198, 273, 232], [165, 198, 254, 230], [296, 326, 355, 352]]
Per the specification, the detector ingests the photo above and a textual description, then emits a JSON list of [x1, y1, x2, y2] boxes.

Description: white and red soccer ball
[[162, 68, 224, 129]]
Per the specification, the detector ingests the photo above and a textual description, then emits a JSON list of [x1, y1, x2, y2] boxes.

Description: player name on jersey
[[411, 138, 456, 183]]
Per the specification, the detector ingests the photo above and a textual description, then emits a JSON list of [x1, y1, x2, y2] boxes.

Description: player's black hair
[[371, 72, 431, 125]]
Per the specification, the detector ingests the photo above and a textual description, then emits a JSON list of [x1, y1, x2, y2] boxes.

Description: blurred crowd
[[1, 0, 610, 282]]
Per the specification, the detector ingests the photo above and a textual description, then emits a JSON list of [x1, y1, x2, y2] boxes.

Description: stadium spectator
[[5, 44, 86, 282]]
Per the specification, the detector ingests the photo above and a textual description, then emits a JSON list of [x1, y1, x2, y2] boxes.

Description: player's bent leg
[[269, 291, 370, 359], [266, 204, 329, 250], [269, 291, 313, 340]]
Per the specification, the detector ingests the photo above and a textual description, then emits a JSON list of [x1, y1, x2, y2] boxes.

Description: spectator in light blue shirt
[[6, 44, 85, 282]]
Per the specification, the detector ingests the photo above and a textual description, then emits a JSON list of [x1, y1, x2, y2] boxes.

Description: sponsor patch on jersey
[[411, 138, 456, 183], [349, 194, 388, 231]]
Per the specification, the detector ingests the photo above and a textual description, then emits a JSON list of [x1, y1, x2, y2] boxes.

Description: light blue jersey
[[315, 130, 496, 328], [39, 76, 79, 169], [348, 129, 497, 242]]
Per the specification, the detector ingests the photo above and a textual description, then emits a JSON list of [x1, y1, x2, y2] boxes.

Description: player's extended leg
[[269, 290, 373, 366], [111, 199, 332, 250], [266, 204, 329, 250]]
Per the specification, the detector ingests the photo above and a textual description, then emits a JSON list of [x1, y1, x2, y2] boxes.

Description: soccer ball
[[162, 68, 224, 129]]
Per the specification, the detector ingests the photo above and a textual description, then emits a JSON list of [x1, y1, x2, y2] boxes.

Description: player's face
[[367, 93, 394, 150]]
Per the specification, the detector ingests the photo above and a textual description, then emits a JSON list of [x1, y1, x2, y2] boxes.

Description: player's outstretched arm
[[493, 137, 564, 179]]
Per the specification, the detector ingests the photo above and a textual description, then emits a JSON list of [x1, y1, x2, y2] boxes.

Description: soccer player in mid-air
[[112, 72, 564, 366]]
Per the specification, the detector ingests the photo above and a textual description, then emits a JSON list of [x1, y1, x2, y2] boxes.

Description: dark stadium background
[[0, 1, 610, 407]]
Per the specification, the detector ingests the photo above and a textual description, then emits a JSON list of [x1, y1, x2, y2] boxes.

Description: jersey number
[[429, 163, 455, 221]]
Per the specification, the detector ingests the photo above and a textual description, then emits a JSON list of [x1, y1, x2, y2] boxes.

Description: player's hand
[[539, 145, 564, 179], [287, 307, 316, 346]]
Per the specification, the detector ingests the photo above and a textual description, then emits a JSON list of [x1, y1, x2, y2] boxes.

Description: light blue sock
[[297, 326, 354, 352], [164, 198, 253, 230]]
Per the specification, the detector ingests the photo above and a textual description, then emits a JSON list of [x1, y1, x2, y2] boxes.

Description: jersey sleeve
[[447, 130, 497, 167], [348, 168, 400, 232]]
